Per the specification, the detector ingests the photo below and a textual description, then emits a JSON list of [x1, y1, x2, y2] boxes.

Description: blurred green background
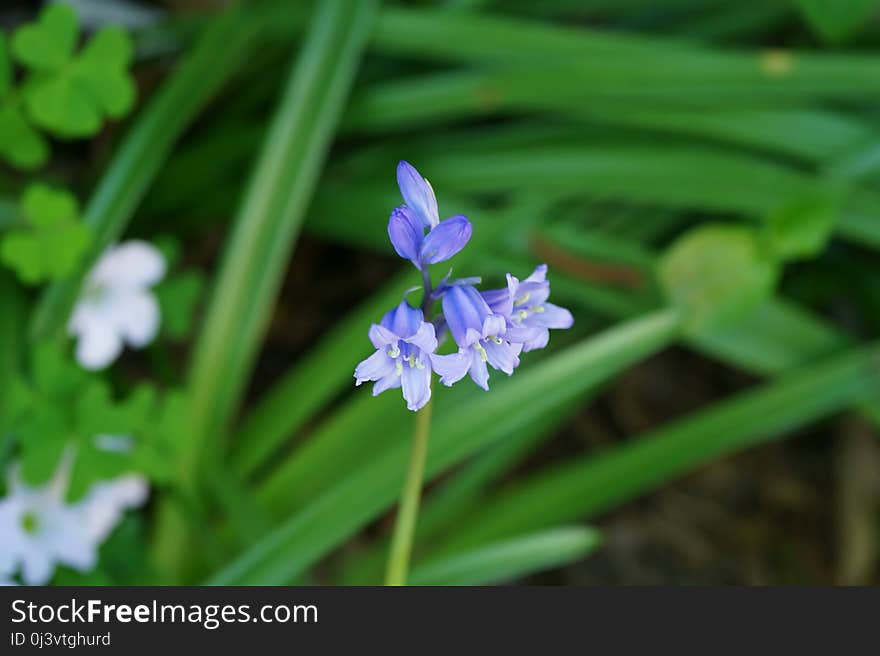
[[1, 0, 879, 585]]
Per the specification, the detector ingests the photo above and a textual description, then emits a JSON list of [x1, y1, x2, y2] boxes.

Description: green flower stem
[[385, 396, 433, 586]]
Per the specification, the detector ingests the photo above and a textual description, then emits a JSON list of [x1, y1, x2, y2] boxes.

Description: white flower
[[68, 240, 166, 370], [0, 461, 148, 585]]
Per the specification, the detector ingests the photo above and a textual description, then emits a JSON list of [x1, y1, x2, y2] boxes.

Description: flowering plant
[[356, 162, 573, 412], [354, 162, 573, 584]]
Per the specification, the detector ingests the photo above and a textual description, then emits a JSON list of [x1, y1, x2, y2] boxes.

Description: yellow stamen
[[514, 292, 531, 307], [475, 342, 488, 362]]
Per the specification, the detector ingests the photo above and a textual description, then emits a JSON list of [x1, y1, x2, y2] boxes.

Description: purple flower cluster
[[355, 161, 573, 411]]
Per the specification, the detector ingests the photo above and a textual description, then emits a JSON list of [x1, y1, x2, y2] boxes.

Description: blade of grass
[[0, 273, 26, 469], [408, 526, 601, 585], [153, 0, 378, 582], [29, 8, 263, 341]]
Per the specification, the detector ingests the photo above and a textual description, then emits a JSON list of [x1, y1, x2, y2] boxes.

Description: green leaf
[[75, 27, 136, 118], [22, 73, 102, 137], [0, 104, 49, 169], [0, 184, 90, 284], [797, 0, 879, 44], [18, 22, 135, 138], [0, 34, 10, 96], [155, 271, 205, 340], [409, 526, 601, 586], [657, 224, 780, 333], [7, 344, 158, 493], [11, 3, 79, 72], [17, 410, 68, 485], [762, 196, 838, 260]]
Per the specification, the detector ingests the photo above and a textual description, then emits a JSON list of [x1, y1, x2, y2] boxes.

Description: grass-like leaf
[[409, 526, 601, 586]]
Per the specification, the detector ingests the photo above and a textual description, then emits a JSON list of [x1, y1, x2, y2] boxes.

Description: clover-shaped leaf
[[0, 34, 49, 169], [0, 184, 91, 284], [13, 4, 136, 138], [7, 344, 162, 496], [11, 4, 78, 71], [0, 104, 50, 168]]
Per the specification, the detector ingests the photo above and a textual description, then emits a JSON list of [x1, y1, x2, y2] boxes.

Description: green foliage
[[797, 0, 880, 44], [5, 0, 880, 588], [156, 271, 205, 340], [0, 33, 49, 168], [152, 235, 206, 340], [0, 184, 90, 284], [13, 4, 135, 138], [1, 344, 183, 500], [658, 224, 781, 333], [409, 526, 601, 585], [12, 4, 79, 71], [762, 196, 838, 260], [0, 4, 136, 169]]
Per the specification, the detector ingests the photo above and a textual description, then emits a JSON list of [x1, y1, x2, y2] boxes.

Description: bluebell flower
[[431, 283, 522, 390], [482, 265, 574, 352], [354, 300, 438, 411], [388, 161, 472, 270]]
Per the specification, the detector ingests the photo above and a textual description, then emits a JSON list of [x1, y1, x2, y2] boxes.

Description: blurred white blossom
[[0, 460, 147, 585], [68, 240, 166, 370]]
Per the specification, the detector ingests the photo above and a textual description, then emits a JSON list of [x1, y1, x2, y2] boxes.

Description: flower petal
[[355, 349, 396, 385], [506, 322, 546, 346], [368, 323, 398, 349], [397, 161, 439, 228], [441, 285, 492, 347], [373, 373, 402, 396], [419, 215, 472, 265], [482, 313, 507, 339], [482, 275, 515, 317], [387, 206, 423, 264], [73, 316, 124, 370], [535, 303, 574, 329], [46, 516, 96, 572], [525, 264, 548, 284], [483, 338, 521, 375], [113, 289, 160, 348], [77, 475, 148, 544], [431, 350, 470, 386], [90, 240, 166, 290], [522, 328, 550, 352], [381, 301, 424, 338], [468, 347, 490, 391], [404, 322, 438, 354], [19, 545, 54, 585], [400, 359, 432, 411]]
